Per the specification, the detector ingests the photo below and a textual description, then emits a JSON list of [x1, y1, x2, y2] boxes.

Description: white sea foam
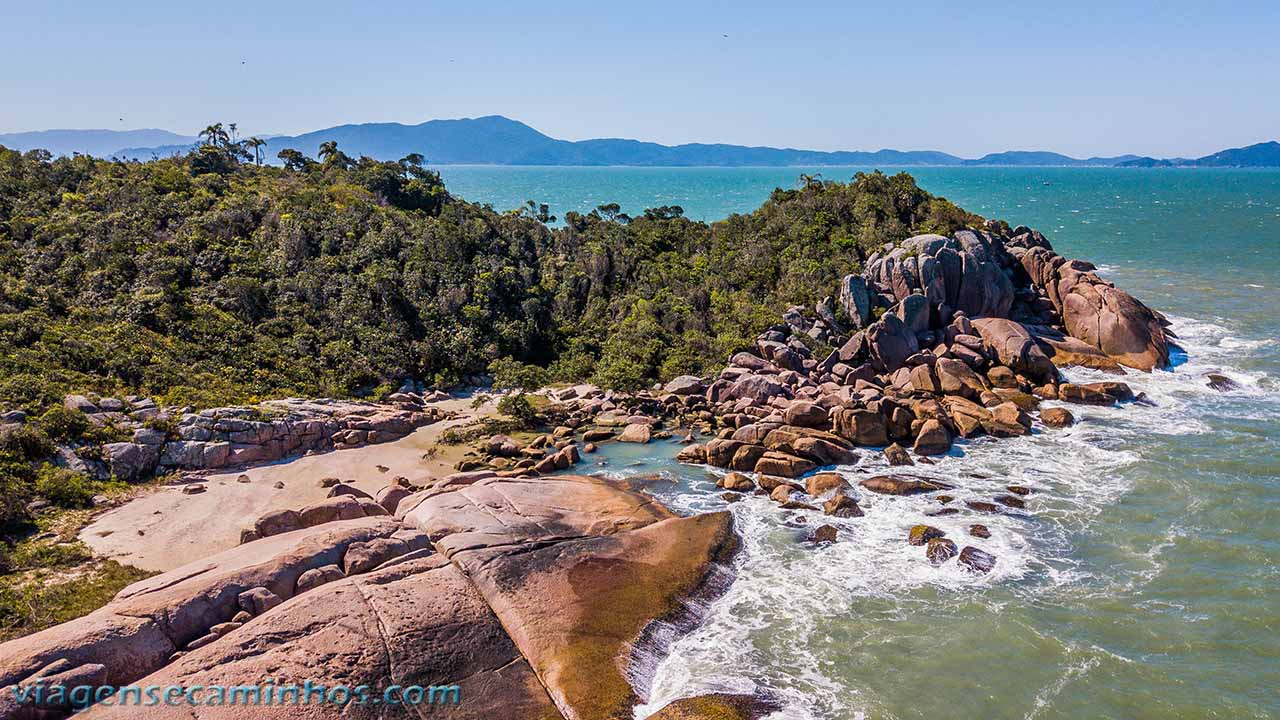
[[630, 313, 1278, 719]]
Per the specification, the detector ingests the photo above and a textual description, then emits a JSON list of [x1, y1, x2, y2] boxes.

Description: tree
[[277, 148, 314, 172], [199, 123, 229, 149], [521, 200, 555, 224], [317, 141, 353, 170], [245, 137, 266, 166]]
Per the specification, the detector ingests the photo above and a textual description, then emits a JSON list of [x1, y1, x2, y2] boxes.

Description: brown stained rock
[[940, 396, 992, 438], [1031, 328, 1125, 372], [675, 443, 707, 464], [783, 401, 829, 428], [812, 524, 839, 543], [1058, 383, 1114, 405], [729, 444, 768, 471], [986, 365, 1020, 389], [990, 401, 1032, 429], [326, 482, 374, 501], [958, 546, 998, 574], [830, 407, 889, 447], [375, 483, 413, 514], [908, 525, 945, 546], [1206, 373, 1240, 392], [703, 439, 745, 467], [452, 512, 737, 720], [1040, 407, 1075, 428], [730, 422, 782, 445], [860, 476, 945, 496], [804, 472, 850, 497], [883, 442, 914, 466], [753, 451, 816, 479], [618, 423, 653, 443], [912, 419, 952, 455], [991, 388, 1040, 411], [935, 357, 988, 397], [343, 537, 412, 575], [237, 587, 283, 616], [789, 436, 857, 466], [971, 318, 1059, 384], [926, 537, 959, 564], [995, 494, 1027, 509], [860, 475, 952, 496], [769, 483, 800, 503], [649, 693, 781, 720], [718, 472, 756, 492], [823, 493, 864, 518], [969, 524, 992, 539]]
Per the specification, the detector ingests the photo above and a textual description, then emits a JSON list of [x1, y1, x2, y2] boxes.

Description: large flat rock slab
[[81, 555, 563, 720], [401, 475, 675, 557], [1, 518, 408, 688], [2, 475, 739, 720]]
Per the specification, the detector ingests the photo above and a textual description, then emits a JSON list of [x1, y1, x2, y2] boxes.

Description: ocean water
[[445, 166, 1280, 719]]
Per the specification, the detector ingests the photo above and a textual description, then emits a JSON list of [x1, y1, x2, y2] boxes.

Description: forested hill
[[115, 116, 966, 167], [0, 137, 982, 415]]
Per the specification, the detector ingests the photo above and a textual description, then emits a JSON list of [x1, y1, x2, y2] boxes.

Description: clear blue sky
[[2, 0, 1277, 157]]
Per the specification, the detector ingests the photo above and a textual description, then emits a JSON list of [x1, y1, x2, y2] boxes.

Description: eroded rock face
[[1015, 245, 1170, 370], [3, 476, 739, 720]]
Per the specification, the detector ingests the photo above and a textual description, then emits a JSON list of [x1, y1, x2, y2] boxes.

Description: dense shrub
[[0, 143, 980, 415], [33, 466, 96, 508], [495, 393, 538, 428]]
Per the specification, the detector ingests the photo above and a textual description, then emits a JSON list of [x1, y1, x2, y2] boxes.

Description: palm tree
[[245, 137, 266, 165], [199, 123, 228, 149], [318, 141, 339, 163]]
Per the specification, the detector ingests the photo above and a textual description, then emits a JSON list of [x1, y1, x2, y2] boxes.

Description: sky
[[2, 0, 1278, 158]]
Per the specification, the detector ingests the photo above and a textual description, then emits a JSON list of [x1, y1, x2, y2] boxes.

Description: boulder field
[[502, 224, 1171, 575], [0, 475, 746, 720]]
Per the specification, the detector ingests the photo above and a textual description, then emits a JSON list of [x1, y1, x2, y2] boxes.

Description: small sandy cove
[[80, 396, 494, 572]]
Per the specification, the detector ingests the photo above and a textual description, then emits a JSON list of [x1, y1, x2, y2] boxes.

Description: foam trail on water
[[629, 313, 1277, 719]]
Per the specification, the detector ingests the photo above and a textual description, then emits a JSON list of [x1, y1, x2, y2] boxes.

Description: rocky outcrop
[[1012, 238, 1170, 370], [1, 475, 738, 720], [40, 396, 443, 484]]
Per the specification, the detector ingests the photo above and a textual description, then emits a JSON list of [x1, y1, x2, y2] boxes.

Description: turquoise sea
[[439, 166, 1280, 719]]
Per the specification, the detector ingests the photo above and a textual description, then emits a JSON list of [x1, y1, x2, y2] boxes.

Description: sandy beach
[[79, 395, 495, 571]]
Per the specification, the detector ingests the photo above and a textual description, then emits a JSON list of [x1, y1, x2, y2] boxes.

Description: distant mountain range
[[0, 128, 196, 159], [3, 117, 1278, 167]]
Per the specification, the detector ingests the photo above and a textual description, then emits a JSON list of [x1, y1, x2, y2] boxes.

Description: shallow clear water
[[465, 166, 1280, 719]]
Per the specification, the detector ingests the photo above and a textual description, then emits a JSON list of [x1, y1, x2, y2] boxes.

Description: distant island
[[2, 116, 1278, 167]]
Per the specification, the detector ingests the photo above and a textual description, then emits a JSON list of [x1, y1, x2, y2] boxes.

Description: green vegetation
[[0, 131, 983, 640], [0, 141, 977, 416], [0, 554, 154, 641], [0, 134, 981, 534]]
